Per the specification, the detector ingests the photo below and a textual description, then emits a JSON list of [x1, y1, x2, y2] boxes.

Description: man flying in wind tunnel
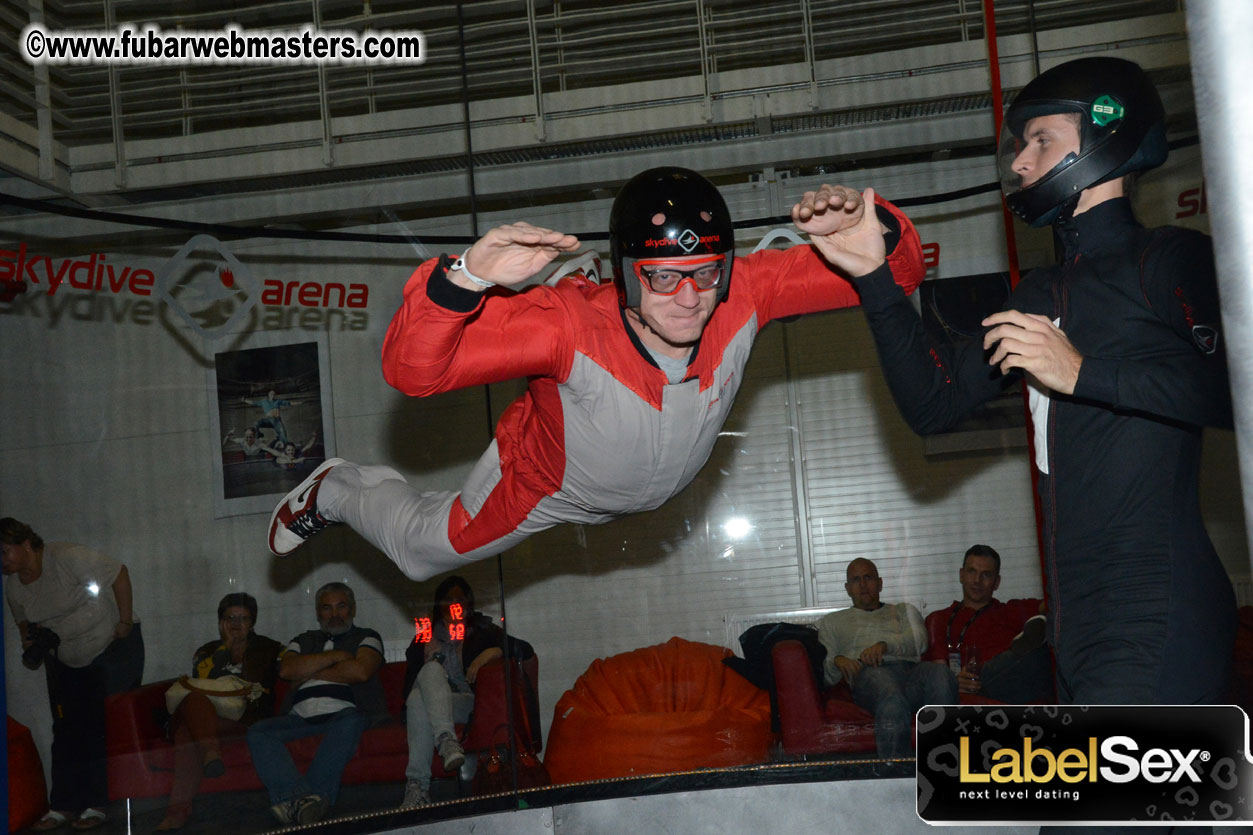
[[267, 166, 924, 581]]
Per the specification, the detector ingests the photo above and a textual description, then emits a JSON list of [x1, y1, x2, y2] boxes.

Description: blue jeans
[[246, 708, 366, 805], [253, 417, 288, 445], [851, 661, 956, 757], [405, 662, 474, 788]]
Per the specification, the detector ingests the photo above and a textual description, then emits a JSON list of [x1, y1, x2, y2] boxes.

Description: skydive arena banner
[[917, 705, 1253, 825]]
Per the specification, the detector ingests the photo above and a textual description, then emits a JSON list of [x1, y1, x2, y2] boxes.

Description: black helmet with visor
[[998, 57, 1167, 227]]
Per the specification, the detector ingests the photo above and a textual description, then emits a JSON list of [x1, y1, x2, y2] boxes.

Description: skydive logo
[[643, 232, 721, 250], [0, 243, 156, 296], [1192, 325, 1218, 356], [2, 235, 371, 336], [918, 705, 1253, 825], [155, 234, 259, 336]]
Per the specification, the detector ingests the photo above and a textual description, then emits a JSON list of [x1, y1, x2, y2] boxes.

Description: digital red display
[[413, 603, 467, 643]]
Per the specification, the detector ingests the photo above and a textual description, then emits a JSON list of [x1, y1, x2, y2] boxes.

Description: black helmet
[[609, 166, 735, 308], [998, 57, 1167, 226]]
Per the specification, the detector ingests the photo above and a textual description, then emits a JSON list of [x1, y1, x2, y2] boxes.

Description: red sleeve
[[921, 609, 948, 663], [381, 258, 575, 396], [879, 194, 926, 296], [741, 195, 926, 325]]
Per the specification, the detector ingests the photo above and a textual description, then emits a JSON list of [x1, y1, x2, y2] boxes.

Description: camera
[[23, 623, 60, 669]]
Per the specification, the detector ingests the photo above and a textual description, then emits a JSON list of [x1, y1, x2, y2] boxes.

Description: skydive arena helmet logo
[[155, 234, 258, 338], [917, 705, 1253, 825], [642, 231, 722, 251]]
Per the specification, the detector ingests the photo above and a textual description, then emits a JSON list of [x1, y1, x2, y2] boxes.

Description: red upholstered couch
[[9, 716, 49, 832], [770, 640, 1016, 756], [104, 656, 539, 801]]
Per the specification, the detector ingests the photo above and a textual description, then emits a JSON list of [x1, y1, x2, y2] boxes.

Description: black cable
[[0, 182, 999, 244], [0, 136, 1199, 246]]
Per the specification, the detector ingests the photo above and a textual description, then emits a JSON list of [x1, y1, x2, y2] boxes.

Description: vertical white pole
[[1186, 1, 1253, 569]]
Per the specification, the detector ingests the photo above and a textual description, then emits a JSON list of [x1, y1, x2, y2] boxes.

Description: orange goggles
[[632, 255, 726, 296]]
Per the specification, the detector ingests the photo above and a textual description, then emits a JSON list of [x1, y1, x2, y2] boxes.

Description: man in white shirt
[[816, 558, 955, 756], [2, 517, 142, 831]]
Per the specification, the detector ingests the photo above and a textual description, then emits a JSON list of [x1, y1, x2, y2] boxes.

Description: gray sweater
[[817, 603, 928, 686]]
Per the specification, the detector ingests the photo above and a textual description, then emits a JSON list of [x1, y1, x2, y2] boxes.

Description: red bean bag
[[544, 637, 772, 784]]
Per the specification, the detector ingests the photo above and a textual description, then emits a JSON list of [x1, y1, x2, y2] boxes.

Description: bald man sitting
[[816, 558, 956, 756]]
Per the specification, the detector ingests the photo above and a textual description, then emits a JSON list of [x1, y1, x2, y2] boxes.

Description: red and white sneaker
[[268, 458, 344, 556]]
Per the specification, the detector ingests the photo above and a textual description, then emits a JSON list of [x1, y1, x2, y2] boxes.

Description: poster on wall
[[206, 331, 336, 518]]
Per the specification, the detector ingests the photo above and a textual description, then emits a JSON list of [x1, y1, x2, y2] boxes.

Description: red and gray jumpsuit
[[851, 197, 1235, 705], [318, 199, 924, 581]]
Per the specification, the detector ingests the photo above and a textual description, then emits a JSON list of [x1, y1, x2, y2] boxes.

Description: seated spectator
[[246, 582, 384, 826], [156, 593, 283, 831], [922, 544, 1050, 703], [816, 558, 955, 757], [400, 576, 504, 808]]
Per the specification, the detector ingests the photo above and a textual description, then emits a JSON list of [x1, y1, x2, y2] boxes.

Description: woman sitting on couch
[[156, 593, 282, 831]]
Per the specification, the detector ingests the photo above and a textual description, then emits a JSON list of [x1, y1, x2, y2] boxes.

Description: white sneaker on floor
[[268, 457, 344, 556], [401, 779, 430, 808], [292, 794, 328, 824], [437, 733, 466, 772], [269, 799, 294, 825]]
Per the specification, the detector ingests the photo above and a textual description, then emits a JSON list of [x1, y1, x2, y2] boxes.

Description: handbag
[[472, 723, 551, 796], [164, 675, 262, 722]]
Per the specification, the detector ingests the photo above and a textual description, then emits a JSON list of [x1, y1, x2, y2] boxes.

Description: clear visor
[[996, 122, 1029, 196], [996, 115, 1082, 198]]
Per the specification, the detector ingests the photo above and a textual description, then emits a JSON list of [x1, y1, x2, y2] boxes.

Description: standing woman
[[1, 518, 144, 831], [156, 593, 282, 830]]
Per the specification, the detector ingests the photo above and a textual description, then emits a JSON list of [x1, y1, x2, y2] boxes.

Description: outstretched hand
[[982, 310, 1084, 394], [456, 223, 580, 291], [791, 185, 887, 278]]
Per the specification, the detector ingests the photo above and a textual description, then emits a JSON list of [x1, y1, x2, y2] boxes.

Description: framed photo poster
[[207, 331, 336, 518]]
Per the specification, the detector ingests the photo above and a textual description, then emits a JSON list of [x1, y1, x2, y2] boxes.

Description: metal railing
[[0, 0, 1179, 148]]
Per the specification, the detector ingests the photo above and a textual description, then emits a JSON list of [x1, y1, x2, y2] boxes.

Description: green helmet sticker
[[1091, 95, 1125, 127]]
